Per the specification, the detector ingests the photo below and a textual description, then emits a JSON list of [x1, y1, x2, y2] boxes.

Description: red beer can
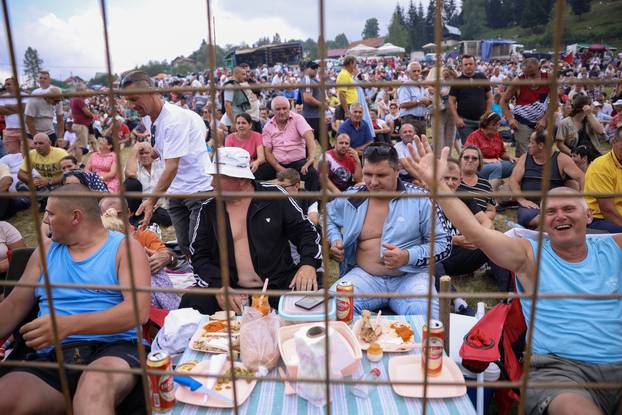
[[336, 280, 354, 324], [147, 350, 175, 412], [421, 320, 444, 376]]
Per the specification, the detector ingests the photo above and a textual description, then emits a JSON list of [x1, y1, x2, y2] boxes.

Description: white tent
[[347, 44, 377, 56], [376, 42, 406, 55]]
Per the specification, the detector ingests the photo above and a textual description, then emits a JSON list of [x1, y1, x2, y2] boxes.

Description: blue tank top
[[35, 230, 137, 348], [518, 237, 622, 364]]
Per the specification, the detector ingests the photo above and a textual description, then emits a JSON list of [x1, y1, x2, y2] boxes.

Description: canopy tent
[[376, 42, 405, 55], [422, 43, 437, 50], [347, 44, 377, 56]]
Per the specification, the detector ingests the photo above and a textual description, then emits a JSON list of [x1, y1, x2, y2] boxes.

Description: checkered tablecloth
[[169, 315, 476, 415]]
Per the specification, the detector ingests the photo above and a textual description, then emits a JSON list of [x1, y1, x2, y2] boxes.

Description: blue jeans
[[330, 267, 439, 318], [479, 160, 515, 180], [588, 218, 622, 233]]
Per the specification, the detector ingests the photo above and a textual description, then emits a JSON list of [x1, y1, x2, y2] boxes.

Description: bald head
[[33, 133, 51, 155]]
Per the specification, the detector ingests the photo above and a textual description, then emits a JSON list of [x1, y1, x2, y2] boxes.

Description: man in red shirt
[[321, 133, 362, 192], [70, 84, 95, 161]]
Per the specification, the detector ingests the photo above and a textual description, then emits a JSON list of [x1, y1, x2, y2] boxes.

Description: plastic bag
[[239, 306, 281, 375]]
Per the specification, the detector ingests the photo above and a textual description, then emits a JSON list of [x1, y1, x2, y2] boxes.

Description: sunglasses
[[364, 144, 395, 157], [462, 155, 479, 161]]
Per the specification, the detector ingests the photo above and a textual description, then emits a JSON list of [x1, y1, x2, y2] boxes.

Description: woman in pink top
[[224, 113, 266, 173], [86, 136, 120, 192]]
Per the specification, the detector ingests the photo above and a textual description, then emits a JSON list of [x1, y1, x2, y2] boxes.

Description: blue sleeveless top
[[518, 236, 622, 364], [35, 231, 137, 348]]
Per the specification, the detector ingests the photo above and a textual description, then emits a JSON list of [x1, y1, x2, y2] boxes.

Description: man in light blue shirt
[[402, 138, 622, 415], [398, 61, 431, 136]]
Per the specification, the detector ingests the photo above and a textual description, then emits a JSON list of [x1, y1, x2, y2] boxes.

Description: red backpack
[[459, 296, 527, 415]]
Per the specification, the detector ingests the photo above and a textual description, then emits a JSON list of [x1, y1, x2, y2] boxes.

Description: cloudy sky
[[0, 0, 433, 81]]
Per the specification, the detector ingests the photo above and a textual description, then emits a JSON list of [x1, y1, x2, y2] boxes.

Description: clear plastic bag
[[239, 306, 281, 375]]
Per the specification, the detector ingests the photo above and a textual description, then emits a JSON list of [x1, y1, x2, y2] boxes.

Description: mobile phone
[[295, 295, 325, 311]]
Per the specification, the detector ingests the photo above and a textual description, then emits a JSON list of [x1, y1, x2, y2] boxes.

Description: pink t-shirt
[[262, 112, 312, 165], [224, 131, 263, 160], [89, 151, 120, 192]]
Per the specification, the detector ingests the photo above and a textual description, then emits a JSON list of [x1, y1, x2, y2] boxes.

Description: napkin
[[152, 308, 203, 355]]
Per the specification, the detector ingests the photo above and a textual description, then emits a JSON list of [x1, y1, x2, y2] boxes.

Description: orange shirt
[[134, 228, 166, 251]]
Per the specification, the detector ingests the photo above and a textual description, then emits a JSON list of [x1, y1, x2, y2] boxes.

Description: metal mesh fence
[[1, 0, 621, 414]]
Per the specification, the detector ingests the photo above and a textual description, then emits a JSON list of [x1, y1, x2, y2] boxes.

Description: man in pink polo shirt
[[257, 96, 319, 190]]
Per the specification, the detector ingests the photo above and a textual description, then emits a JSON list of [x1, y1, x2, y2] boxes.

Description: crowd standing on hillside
[[0, 49, 621, 413]]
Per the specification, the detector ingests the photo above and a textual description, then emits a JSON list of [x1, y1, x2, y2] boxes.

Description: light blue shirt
[[398, 82, 429, 118], [327, 180, 451, 276], [36, 231, 136, 351], [518, 237, 622, 364]]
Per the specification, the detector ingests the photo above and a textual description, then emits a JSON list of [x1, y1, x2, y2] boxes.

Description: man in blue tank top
[[0, 184, 151, 414], [402, 138, 622, 415]]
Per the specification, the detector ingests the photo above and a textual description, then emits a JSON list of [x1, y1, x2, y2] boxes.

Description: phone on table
[[294, 295, 325, 311]]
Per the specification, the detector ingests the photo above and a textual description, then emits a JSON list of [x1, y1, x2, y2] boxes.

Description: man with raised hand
[[401, 137, 621, 415]]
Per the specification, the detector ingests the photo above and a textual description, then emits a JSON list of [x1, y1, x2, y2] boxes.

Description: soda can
[[421, 320, 444, 376], [336, 280, 354, 324], [147, 350, 175, 412]]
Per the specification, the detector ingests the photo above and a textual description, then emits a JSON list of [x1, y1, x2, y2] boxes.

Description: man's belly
[[355, 238, 404, 277]]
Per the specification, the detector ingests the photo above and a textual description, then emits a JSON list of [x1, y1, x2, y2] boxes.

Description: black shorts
[[10, 340, 143, 397]]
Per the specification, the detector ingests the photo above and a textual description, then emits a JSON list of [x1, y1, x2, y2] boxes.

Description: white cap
[[613, 99, 622, 106], [593, 101, 602, 107], [207, 147, 255, 179]]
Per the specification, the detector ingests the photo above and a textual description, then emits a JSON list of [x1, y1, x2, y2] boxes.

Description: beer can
[[336, 280, 354, 324], [147, 350, 175, 412], [421, 320, 444, 376]]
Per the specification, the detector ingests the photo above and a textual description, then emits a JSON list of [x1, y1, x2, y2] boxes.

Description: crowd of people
[[0, 48, 620, 414]]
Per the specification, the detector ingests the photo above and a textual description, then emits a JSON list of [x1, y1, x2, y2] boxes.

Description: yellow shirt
[[328, 95, 340, 108], [20, 147, 68, 180], [584, 150, 622, 218], [336, 69, 358, 105]]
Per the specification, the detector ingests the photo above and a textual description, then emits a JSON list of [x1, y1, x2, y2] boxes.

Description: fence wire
[[0, 0, 621, 414]]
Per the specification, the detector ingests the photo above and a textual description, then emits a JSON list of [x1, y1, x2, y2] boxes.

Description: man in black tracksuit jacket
[[179, 157, 322, 314]]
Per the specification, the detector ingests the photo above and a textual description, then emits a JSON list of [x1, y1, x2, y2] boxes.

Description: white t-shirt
[[64, 131, 77, 146], [0, 153, 23, 192], [0, 96, 22, 128], [0, 221, 22, 261], [142, 102, 212, 194]]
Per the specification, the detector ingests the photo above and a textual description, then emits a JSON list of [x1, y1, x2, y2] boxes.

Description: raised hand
[[399, 136, 449, 189]]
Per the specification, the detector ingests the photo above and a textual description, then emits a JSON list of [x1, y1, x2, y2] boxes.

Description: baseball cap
[[206, 147, 255, 179], [613, 99, 622, 106], [305, 61, 319, 69]]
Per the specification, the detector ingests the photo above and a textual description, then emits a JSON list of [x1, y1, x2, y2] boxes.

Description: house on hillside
[[64, 75, 86, 89], [171, 56, 196, 67], [348, 37, 386, 49]]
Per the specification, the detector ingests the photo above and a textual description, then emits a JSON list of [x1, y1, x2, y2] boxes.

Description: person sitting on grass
[[401, 137, 622, 415]]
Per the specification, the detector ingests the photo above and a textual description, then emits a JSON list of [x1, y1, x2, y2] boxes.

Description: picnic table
[[169, 315, 476, 415]]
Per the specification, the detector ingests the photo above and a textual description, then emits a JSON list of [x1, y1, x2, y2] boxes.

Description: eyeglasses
[[462, 155, 479, 161]]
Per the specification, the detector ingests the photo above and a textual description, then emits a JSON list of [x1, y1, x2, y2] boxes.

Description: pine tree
[[461, 0, 487, 39], [425, 0, 437, 44], [486, 0, 507, 29], [23, 47, 43, 88], [520, 0, 549, 27], [407, 0, 423, 50], [568, 0, 591, 17], [386, 5, 410, 50], [272, 33, 282, 44], [443, 0, 459, 25], [362, 18, 380, 39], [334, 33, 350, 48]]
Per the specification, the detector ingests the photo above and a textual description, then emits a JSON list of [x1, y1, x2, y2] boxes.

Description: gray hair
[[271, 95, 290, 110], [542, 187, 588, 212], [349, 102, 363, 112]]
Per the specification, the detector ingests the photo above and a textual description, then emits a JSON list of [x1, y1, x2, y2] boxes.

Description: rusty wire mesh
[[0, 0, 621, 414]]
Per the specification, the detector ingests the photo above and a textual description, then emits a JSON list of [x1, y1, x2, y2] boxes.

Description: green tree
[[303, 38, 318, 59], [461, 0, 487, 39], [272, 33, 282, 43], [568, 0, 591, 17], [23, 46, 43, 88], [362, 18, 380, 39], [425, 0, 437, 44], [520, 0, 549, 27], [443, 0, 459, 25], [136, 60, 171, 76], [407, 0, 424, 50], [334, 33, 350, 48], [386, 6, 410, 49], [254, 37, 271, 47], [486, 0, 507, 28]]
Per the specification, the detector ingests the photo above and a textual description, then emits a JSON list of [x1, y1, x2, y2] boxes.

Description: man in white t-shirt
[[121, 70, 212, 257], [26, 71, 64, 144], [0, 77, 25, 153]]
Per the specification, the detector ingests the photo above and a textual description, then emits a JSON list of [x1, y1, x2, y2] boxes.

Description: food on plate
[[390, 322, 414, 342], [211, 310, 235, 321], [201, 319, 241, 334], [367, 342, 383, 362], [214, 366, 255, 390], [192, 335, 240, 353], [176, 361, 199, 373], [251, 294, 270, 316], [359, 310, 381, 343]]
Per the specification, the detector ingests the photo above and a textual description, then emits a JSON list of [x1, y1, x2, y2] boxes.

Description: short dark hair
[[363, 143, 399, 168], [234, 113, 252, 124], [276, 168, 300, 183], [60, 155, 78, 165], [571, 145, 596, 162], [532, 130, 547, 145], [461, 54, 475, 62], [343, 56, 357, 66]]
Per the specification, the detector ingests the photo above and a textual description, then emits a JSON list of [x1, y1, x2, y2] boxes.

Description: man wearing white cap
[[180, 147, 322, 314], [606, 99, 622, 140]]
